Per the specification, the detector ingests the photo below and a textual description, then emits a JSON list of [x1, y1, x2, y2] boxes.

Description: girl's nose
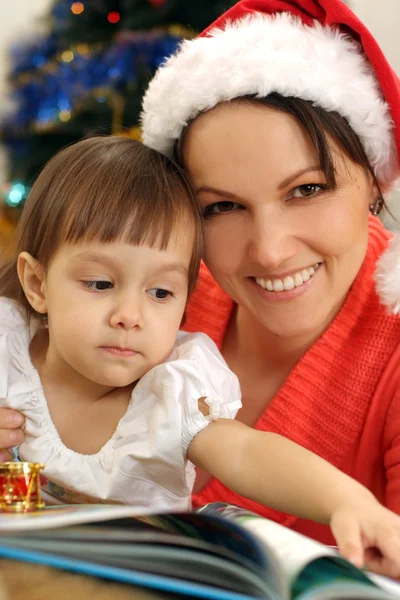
[[109, 297, 142, 330]]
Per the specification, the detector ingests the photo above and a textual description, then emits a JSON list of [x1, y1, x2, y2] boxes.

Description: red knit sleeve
[[383, 367, 400, 515]]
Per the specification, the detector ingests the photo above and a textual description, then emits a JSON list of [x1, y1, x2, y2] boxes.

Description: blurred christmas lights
[[3, 182, 31, 207], [71, 2, 84, 15], [2, 30, 188, 136], [107, 12, 120, 24], [61, 50, 74, 62], [0, 1, 197, 211]]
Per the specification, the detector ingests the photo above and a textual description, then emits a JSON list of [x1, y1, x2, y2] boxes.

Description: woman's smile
[[252, 263, 322, 302]]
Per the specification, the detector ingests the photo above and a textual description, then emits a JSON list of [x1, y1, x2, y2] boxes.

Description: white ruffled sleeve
[[106, 333, 240, 507], [157, 332, 242, 455], [0, 297, 30, 400]]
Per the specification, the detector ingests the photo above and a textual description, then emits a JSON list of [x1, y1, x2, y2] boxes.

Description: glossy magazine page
[[0, 506, 280, 600], [199, 504, 400, 600]]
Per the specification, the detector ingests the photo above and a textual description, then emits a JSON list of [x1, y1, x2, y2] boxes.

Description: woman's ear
[[369, 169, 392, 198], [365, 171, 387, 216], [365, 170, 379, 198], [17, 252, 47, 314]]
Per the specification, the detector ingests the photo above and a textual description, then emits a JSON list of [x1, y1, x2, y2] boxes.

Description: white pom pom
[[375, 235, 400, 314]]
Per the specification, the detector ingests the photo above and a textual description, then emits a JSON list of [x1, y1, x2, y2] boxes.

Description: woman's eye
[[202, 201, 241, 218], [82, 280, 113, 291], [291, 184, 325, 198], [148, 288, 173, 301]]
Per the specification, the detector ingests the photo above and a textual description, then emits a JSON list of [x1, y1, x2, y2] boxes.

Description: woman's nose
[[248, 217, 298, 271]]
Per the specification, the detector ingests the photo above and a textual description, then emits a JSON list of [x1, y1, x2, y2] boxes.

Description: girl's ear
[[180, 310, 187, 327], [17, 252, 47, 314]]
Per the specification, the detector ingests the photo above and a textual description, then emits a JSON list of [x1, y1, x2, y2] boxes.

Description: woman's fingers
[[0, 408, 25, 455], [0, 450, 13, 462]]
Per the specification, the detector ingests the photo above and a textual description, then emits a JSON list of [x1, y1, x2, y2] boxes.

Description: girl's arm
[[188, 418, 400, 577]]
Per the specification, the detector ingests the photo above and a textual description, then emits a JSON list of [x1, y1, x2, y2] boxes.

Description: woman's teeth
[[255, 264, 320, 292]]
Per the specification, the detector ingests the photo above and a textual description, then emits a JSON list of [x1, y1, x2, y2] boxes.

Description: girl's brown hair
[[0, 136, 202, 318]]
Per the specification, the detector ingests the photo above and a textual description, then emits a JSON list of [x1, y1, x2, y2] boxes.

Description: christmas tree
[[0, 0, 235, 218]]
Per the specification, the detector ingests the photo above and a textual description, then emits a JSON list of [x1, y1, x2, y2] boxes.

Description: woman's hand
[[331, 500, 400, 577], [0, 408, 24, 462]]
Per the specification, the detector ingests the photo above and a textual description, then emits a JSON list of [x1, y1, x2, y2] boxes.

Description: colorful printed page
[[198, 504, 400, 600], [237, 516, 399, 599], [0, 508, 280, 600]]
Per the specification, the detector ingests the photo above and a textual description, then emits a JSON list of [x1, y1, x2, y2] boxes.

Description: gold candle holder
[[0, 462, 45, 513]]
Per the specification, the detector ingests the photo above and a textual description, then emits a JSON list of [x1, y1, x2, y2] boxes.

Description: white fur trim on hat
[[375, 234, 400, 314], [141, 12, 397, 185]]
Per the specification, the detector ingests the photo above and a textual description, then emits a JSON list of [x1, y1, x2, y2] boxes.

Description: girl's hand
[[189, 420, 400, 578], [331, 500, 400, 577], [0, 408, 24, 462]]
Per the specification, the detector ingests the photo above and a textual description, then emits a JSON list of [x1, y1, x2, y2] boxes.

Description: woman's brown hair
[[175, 92, 385, 202], [0, 136, 202, 319]]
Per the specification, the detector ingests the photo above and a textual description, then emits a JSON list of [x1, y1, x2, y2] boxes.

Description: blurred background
[[0, 0, 398, 248]]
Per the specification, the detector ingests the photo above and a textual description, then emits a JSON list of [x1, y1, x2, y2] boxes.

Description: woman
[[1, 0, 400, 546], [140, 0, 400, 545]]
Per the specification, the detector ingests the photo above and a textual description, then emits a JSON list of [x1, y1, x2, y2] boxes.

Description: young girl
[[1, 136, 400, 575]]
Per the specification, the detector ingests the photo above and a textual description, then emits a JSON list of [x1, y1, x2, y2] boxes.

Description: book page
[[238, 518, 398, 599], [369, 574, 400, 598], [238, 516, 336, 581], [196, 506, 399, 599], [197, 504, 333, 578], [0, 504, 157, 532]]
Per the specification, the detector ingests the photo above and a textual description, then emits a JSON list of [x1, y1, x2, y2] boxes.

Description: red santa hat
[[141, 0, 400, 312]]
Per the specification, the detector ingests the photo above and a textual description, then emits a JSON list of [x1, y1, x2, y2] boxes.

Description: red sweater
[[183, 217, 400, 544]]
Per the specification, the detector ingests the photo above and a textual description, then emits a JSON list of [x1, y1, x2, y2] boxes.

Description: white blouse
[[0, 297, 241, 510]]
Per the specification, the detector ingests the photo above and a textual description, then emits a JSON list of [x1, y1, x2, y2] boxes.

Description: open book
[[0, 502, 399, 600]]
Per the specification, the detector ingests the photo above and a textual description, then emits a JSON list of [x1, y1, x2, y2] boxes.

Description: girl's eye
[[148, 288, 173, 301], [202, 201, 241, 218], [82, 280, 113, 291], [291, 184, 326, 198]]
